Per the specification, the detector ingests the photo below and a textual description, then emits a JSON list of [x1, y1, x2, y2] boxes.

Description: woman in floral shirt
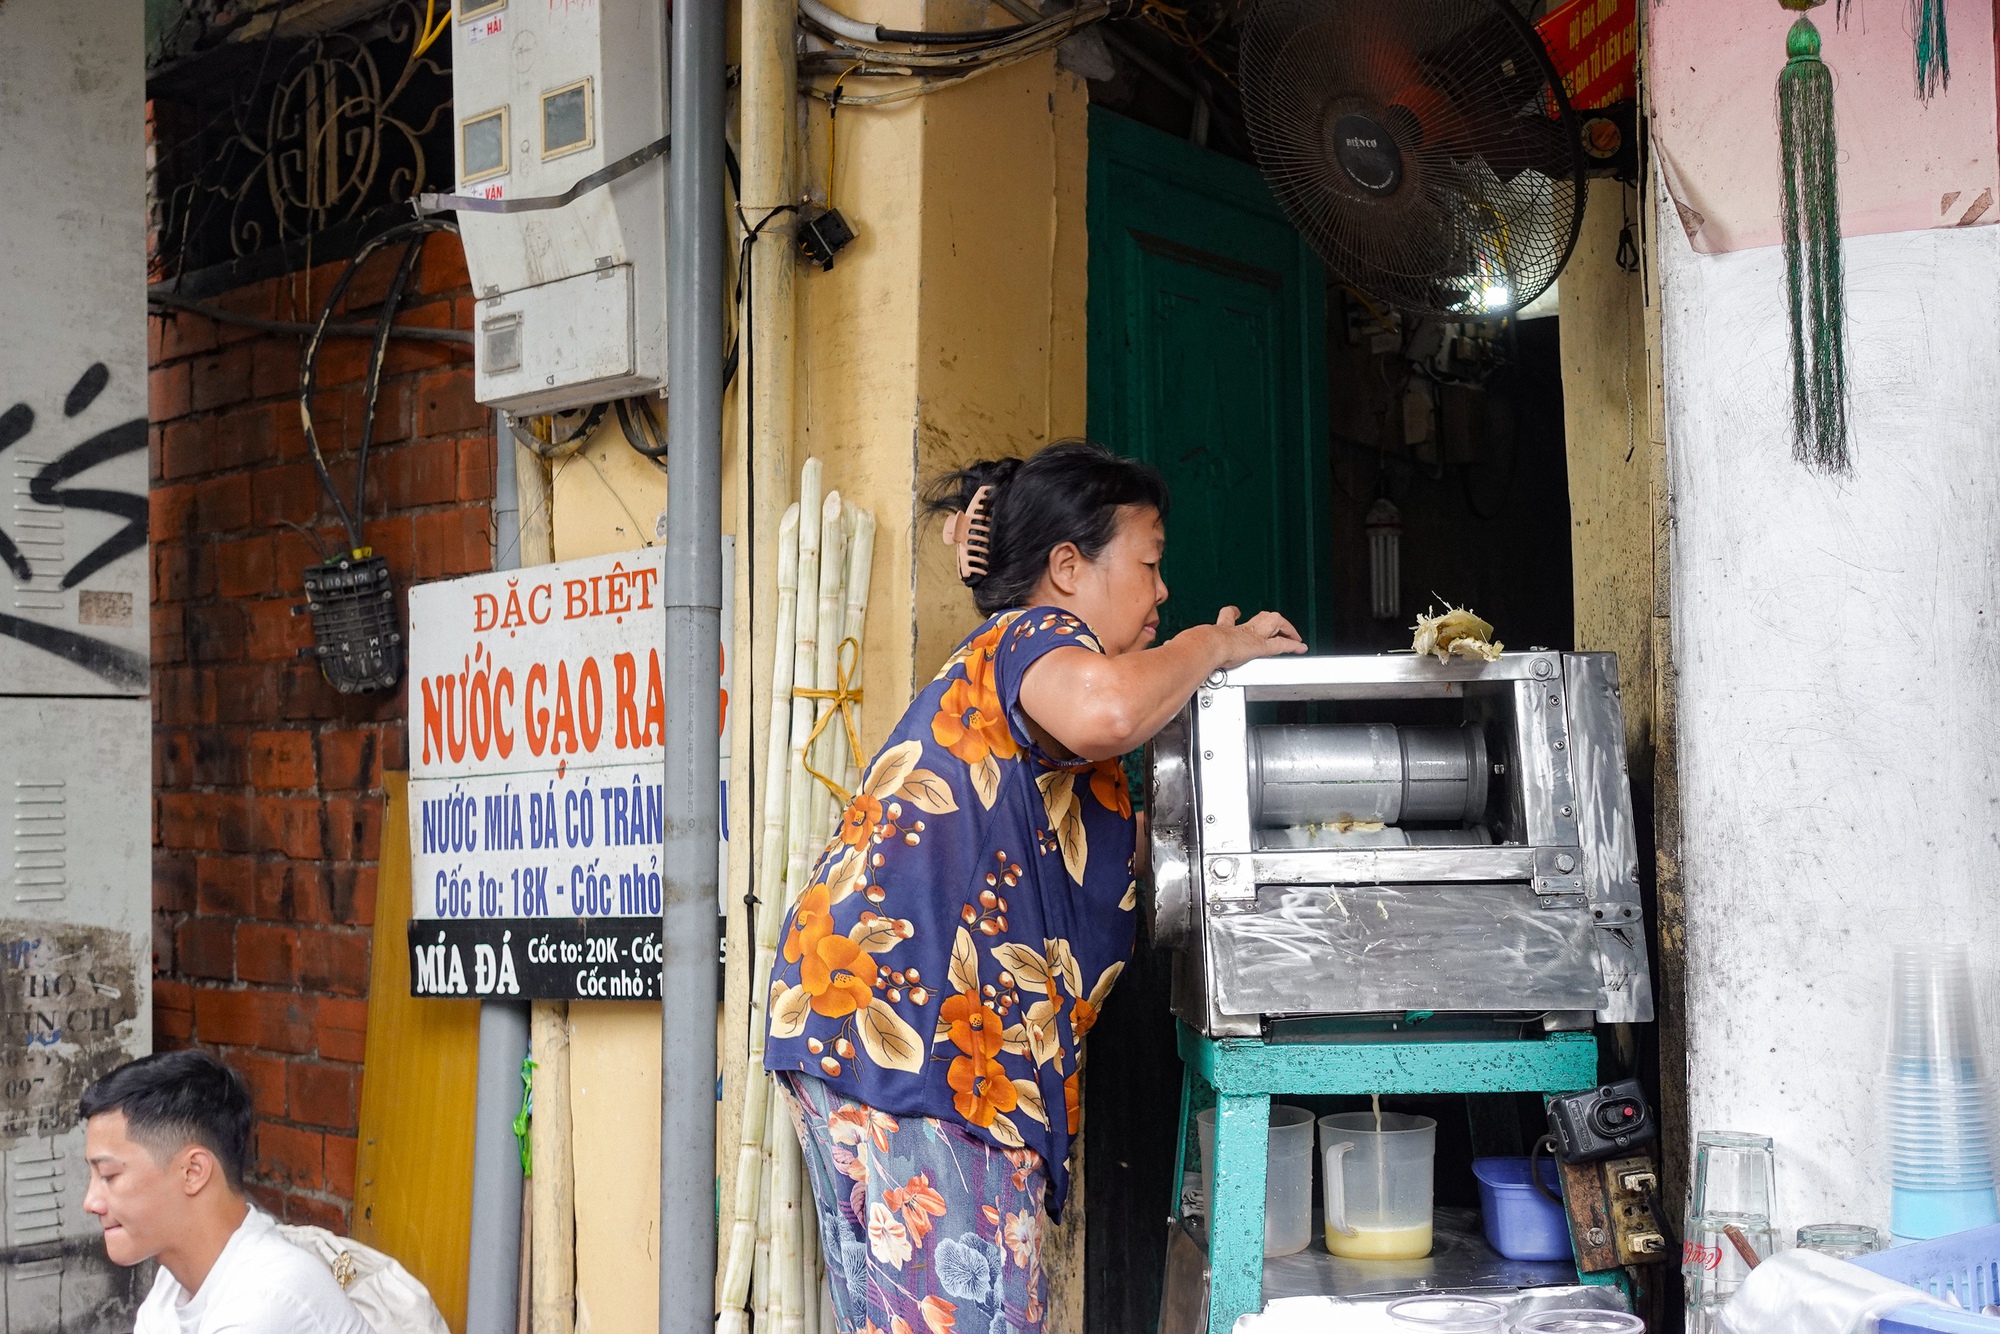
[[767, 441, 1305, 1334]]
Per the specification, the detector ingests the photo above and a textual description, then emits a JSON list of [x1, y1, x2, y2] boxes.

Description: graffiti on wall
[[0, 362, 148, 691]]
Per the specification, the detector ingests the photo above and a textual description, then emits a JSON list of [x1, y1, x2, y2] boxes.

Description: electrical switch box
[[452, 0, 668, 415]]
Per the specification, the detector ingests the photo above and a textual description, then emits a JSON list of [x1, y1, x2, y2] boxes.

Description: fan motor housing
[[1330, 111, 1403, 195]]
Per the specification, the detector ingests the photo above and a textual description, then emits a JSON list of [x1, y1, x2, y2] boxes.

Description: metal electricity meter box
[[452, 0, 668, 415], [1146, 652, 1654, 1039]]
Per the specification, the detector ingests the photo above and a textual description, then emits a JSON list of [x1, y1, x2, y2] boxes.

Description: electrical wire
[[147, 290, 471, 343], [805, 5, 1114, 68], [413, 0, 452, 57], [828, 64, 862, 208], [298, 217, 461, 555], [353, 235, 429, 526], [507, 403, 608, 460], [803, 44, 1071, 105], [615, 397, 668, 459], [799, 0, 1036, 46], [1530, 1135, 1563, 1206], [797, 0, 1119, 105]]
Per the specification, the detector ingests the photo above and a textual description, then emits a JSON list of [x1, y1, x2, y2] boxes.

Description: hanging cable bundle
[[294, 216, 463, 691], [1913, 0, 1948, 101], [1775, 0, 1849, 473]]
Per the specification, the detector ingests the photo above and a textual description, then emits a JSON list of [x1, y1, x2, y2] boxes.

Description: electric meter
[[451, 0, 668, 415]]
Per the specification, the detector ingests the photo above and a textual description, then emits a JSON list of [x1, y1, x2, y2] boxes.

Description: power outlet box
[[1558, 1150, 1671, 1272]]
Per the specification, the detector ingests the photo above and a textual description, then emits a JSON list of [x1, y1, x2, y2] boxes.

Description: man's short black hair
[[80, 1050, 253, 1190]]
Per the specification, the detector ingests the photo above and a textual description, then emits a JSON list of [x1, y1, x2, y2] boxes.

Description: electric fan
[[1240, 0, 1587, 317]]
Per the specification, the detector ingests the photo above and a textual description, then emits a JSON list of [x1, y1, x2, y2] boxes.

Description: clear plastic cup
[[1196, 1103, 1316, 1257], [1885, 946, 1998, 1239], [1889, 945, 1986, 1076], [1387, 1296, 1507, 1334], [1514, 1312, 1646, 1334]]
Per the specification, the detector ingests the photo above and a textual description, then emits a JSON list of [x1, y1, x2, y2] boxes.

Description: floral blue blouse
[[765, 607, 1138, 1217]]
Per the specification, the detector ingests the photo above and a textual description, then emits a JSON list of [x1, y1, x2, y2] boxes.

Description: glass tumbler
[[1684, 1131, 1779, 1334], [1796, 1223, 1882, 1259]]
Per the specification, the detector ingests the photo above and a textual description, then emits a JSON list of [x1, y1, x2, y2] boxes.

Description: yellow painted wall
[[797, 46, 1092, 750], [1559, 178, 1653, 753], [549, 419, 720, 1334]]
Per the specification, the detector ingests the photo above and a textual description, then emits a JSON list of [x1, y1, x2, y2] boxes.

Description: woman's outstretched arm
[[1018, 607, 1306, 761]]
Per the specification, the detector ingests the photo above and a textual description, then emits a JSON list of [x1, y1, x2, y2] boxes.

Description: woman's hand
[[1209, 606, 1307, 670], [1017, 606, 1308, 761]]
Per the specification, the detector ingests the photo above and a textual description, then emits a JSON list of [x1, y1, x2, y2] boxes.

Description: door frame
[[1085, 106, 1332, 644]]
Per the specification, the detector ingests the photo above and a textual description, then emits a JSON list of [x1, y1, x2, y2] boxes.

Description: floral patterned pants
[[779, 1072, 1050, 1334]]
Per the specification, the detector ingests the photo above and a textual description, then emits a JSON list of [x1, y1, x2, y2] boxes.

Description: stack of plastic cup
[[1887, 944, 2000, 1240]]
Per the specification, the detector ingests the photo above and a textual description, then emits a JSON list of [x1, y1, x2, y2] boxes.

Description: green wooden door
[[1082, 108, 1330, 1334], [1087, 107, 1330, 644]]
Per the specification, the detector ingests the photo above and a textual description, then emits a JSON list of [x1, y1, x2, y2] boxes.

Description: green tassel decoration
[[1914, 0, 1949, 101], [1777, 3, 1849, 473]]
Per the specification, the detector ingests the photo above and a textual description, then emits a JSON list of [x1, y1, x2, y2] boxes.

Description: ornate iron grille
[[149, 0, 454, 281]]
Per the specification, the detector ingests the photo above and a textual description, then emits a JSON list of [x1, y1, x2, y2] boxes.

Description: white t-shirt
[[135, 1207, 374, 1334]]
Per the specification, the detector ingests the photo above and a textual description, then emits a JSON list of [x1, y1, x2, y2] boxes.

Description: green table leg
[[1173, 1063, 1193, 1221], [1207, 1091, 1270, 1334]]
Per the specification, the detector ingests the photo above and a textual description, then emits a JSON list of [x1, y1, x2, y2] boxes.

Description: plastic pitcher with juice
[[1319, 1109, 1436, 1260]]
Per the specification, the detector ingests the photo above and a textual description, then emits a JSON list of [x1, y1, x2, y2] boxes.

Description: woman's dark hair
[[79, 1049, 253, 1189], [924, 439, 1170, 615]]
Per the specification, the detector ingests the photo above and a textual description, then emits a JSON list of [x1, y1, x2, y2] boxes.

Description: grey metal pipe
[[465, 416, 529, 1334], [492, 409, 520, 572], [660, 0, 726, 1325], [467, 1000, 529, 1334]]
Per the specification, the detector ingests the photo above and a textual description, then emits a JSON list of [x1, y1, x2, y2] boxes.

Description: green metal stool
[[1173, 1020, 1603, 1334]]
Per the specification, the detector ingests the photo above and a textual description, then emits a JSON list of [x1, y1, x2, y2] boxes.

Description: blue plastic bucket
[[1472, 1156, 1573, 1262]]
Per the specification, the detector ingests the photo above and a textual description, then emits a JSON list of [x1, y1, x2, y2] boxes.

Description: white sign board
[[405, 543, 731, 999]]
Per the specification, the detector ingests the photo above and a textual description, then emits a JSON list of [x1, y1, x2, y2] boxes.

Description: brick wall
[[148, 233, 492, 1230]]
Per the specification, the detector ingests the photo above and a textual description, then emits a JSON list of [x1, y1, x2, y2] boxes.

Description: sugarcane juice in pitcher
[[1319, 1106, 1436, 1261], [1326, 1220, 1435, 1259]]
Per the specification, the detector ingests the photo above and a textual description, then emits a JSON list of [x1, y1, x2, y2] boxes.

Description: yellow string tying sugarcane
[[794, 637, 866, 807]]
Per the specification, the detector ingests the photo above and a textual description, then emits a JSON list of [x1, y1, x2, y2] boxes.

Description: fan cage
[[1241, 0, 1587, 319]]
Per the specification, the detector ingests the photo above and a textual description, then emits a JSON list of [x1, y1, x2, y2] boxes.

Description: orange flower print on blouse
[[765, 605, 1138, 1224], [1088, 759, 1133, 820], [803, 933, 879, 1017], [931, 626, 1018, 766], [840, 791, 885, 847], [948, 1053, 1018, 1127], [784, 883, 833, 964], [940, 993, 1005, 1060]]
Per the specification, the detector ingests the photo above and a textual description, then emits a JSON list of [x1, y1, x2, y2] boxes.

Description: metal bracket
[[1533, 845, 1586, 898]]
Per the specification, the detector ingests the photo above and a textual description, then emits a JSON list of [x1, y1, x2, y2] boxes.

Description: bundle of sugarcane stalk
[[719, 458, 876, 1334]]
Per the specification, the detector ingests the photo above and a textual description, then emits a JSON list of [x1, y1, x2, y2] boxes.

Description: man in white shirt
[[80, 1049, 373, 1334]]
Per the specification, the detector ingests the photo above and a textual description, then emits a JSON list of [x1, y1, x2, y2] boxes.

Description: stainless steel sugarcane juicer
[[1145, 651, 1653, 1038]]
